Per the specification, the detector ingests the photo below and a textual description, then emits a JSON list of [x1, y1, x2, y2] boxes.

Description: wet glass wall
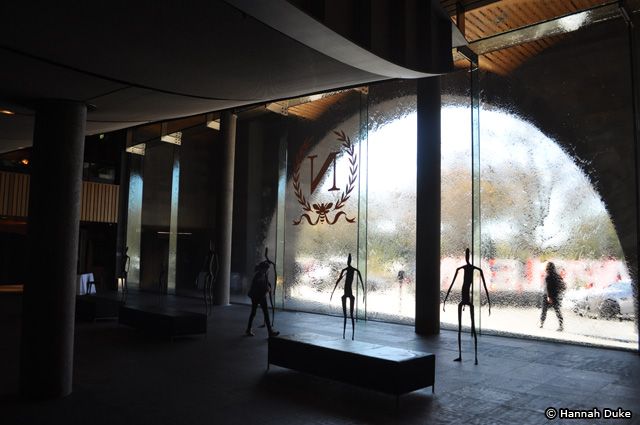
[[175, 126, 219, 295], [476, 18, 638, 349], [440, 66, 474, 329], [139, 141, 174, 292], [231, 84, 419, 323], [125, 123, 221, 295], [232, 90, 369, 318], [283, 91, 364, 317], [366, 81, 417, 323], [125, 14, 638, 349]]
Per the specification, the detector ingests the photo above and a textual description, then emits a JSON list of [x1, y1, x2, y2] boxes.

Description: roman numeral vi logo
[[292, 130, 358, 226]]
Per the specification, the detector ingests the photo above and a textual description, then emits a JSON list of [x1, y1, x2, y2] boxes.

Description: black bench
[[268, 333, 435, 396], [76, 293, 121, 321], [118, 304, 207, 338]]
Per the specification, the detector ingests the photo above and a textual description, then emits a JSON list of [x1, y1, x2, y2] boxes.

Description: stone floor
[[1, 292, 639, 425]]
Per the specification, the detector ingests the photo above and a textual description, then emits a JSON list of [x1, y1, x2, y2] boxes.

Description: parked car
[[572, 281, 635, 320]]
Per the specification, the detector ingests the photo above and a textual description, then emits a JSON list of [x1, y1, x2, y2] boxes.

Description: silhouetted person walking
[[330, 253, 365, 340], [258, 247, 277, 328], [443, 248, 491, 365], [540, 262, 565, 331], [246, 261, 279, 337]]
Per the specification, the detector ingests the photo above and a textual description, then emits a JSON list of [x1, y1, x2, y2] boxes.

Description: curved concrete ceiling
[[0, 0, 452, 153], [226, 0, 440, 79]]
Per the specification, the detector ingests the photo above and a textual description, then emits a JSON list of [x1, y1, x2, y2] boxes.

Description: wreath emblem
[[292, 130, 358, 225]]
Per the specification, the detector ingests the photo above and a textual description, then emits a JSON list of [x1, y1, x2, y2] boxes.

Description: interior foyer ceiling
[[0, 0, 453, 154], [441, 0, 640, 74], [1, 0, 638, 153]]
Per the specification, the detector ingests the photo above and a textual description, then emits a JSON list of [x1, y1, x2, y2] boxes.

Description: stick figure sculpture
[[443, 248, 491, 365], [263, 247, 277, 325], [120, 246, 130, 303], [330, 253, 365, 340], [203, 240, 219, 315]]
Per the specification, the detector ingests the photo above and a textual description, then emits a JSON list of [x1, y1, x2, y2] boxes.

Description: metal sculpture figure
[[203, 240, 219, 315], [443, 248, 491, 365], [263, 247, 277, 325], [330, 253, 365, 340], [119, 246, 130, 303]]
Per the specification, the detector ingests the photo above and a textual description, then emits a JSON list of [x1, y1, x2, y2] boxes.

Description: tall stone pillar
[[214, 111, 237, 305], [415, 77, 441, 335], [20, 100, 87, 398]]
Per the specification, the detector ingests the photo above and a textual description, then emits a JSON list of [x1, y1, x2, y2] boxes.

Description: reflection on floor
[[1, 292, 639, 425]]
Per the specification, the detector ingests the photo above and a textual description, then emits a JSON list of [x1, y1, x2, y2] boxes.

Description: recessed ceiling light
[[0, 109, 15, 115]]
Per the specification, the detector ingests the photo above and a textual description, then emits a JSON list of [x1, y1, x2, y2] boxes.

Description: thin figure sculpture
[[330, 253, 365, 340], [263, 247, 277, 325], [203, 240, 219, 315], [443, 248, 491, 365], [120, 246, 130, 303]]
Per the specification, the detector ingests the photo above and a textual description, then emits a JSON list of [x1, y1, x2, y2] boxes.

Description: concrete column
[[21, 100, 87, 398], [214, 111, 237, 305], [415, 77, 441, 335]]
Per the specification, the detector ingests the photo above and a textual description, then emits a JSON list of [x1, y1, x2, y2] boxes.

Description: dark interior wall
[[139, 142, 174, 290], [78, 222, 117, 290], [84, 131, 125, 182], [0, 225, 27, 284], [176, 126, 220, 291], [231, 113, 283, 295], [135, 126, 222, 292], [0, 133, 125, 288], [480, 18, 637, 278]]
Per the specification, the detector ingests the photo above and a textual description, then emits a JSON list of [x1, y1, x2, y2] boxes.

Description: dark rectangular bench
[[118, 304, 207, 338], [268, 333, 435, 396], [76, 293, 121, 321]]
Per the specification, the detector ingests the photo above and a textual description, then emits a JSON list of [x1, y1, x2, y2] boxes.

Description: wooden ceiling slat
[[465, 13, 493, 40], [444, 0, 611, 75], [513, 40, 539, 58], [502, 3, 532, 27], [480, 7, 509, 33], [501, 5, 527, 28], [481, 53, 509, 74], [464, 24, 485, 41], [485, 50, 510, 68], [547, 1, 573, 19], [510, 38, 535, 57], [507, 45, 529, 63], [520, 2, 546, 24]]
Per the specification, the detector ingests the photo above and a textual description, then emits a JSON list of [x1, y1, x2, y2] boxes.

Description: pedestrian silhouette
[[443, 248, 491, 365], [246, 260, 279, 337], [539, 262, 565, 331], [330, 253, 365, 340]]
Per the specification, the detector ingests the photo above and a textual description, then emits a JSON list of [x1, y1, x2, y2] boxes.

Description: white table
[[77, 273, 96, 295]]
